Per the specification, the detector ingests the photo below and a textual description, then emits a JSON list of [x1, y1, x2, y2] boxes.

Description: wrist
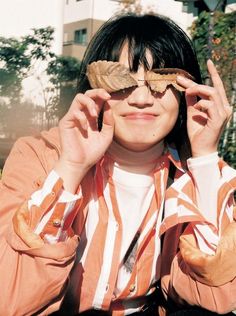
[[191, 148, 218, 158], [54, 159, 90, 193]]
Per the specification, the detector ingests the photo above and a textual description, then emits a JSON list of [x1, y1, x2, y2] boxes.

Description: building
[[62, 0, 197, 61], [62, 0, 236, 61]]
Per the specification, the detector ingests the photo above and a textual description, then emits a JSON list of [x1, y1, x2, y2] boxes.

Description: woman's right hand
[[55, 89, 114, 193]]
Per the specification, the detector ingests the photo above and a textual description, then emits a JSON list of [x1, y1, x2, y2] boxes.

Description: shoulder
[[6, 127, 60, 166], [1, 127, 60, 195]]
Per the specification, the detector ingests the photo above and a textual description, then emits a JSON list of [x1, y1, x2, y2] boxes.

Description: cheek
[[160, 101, 179, 119], [160, 91, 180, 121], [106, 99, 123, 116], [168, 106, 180, 129]]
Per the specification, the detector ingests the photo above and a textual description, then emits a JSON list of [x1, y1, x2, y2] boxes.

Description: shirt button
[[129, 284, 136, 292], [53, 219, 61, 227]]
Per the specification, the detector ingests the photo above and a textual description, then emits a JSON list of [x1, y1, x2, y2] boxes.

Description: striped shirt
[[28, 143, 236, 315]]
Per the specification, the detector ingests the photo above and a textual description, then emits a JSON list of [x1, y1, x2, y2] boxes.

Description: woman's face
[[106, 45, 181, 152]]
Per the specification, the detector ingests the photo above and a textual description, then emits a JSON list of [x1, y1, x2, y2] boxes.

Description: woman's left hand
[[177, 60, 232, 157]]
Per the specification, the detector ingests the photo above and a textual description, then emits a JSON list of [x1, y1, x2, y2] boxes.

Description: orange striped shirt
[[28, 147, 236, 314]]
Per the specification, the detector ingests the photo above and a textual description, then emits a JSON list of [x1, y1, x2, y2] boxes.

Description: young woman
[[0, 13, 235, 316]]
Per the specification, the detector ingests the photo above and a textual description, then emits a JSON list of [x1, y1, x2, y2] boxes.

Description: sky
[[0, 0, 64, 53]]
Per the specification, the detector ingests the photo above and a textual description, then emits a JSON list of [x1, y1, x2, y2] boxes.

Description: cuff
[[187, 152, 219, 169], [29, 170, 81, 208], [28, 170, 82, 244], [7, 223, 79, 260]]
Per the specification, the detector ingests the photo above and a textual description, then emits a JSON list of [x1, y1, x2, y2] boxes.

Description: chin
[[116, 137, 163, 152]]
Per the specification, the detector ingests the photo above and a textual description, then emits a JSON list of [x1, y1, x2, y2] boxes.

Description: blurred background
[[0, 0, 235, 170]]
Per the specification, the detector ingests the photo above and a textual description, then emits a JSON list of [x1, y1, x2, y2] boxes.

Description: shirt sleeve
[[30, 170, 82, 244], [187, 152, 235, 254], [161, 224, 236, 315]]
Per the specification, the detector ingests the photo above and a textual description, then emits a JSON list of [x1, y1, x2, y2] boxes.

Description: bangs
[[78, 13, 202, 92], [110, 36, 164, 72], [96, 14, 191, 73]]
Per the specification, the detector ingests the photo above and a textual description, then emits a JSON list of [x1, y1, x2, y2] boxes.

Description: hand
[[179, 219, 236, 286], [12, 202, 44, 248], [177, 60, 232, 157], [55, 89, 114, 192]]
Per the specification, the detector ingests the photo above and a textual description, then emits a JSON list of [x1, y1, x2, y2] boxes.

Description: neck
[[107, 141, 164, 174]]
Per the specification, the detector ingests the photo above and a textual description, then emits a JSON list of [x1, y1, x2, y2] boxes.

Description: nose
[[127, 84, 154, 108]]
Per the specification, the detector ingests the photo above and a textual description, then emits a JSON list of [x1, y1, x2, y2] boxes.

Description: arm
[[0, 138, 79, 316], [161, 61, 236, 314], [161, 223, 236, 315], [0, 88, 114, 315]]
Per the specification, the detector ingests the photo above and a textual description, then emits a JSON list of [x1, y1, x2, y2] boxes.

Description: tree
[[116, 0, 155, 14], [190, 10, 236, 168], [47, 55, 81, 119], [0, 37, 30, 102], [0, 27, 55, 137], [0, 27, 55, 103]]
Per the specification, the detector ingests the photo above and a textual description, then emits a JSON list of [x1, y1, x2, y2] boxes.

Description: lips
[[122, 112, 158, 120]]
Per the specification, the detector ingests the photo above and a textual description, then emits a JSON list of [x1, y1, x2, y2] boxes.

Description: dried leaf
[[86, 60, 137, 93], [146, 68, 195, 93]]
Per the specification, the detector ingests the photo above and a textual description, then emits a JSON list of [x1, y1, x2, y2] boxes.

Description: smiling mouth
[[123, 113, 158, 120]]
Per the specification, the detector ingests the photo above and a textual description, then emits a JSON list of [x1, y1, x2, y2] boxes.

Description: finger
[[85, 88, 111, 113], [177, 76, 226, 117], [74, 110, 89, 130], [185, 85, 228, 118], [64, 94, 101, 130], [207, 59, 229, 105], [177, 77, 198, 108], [60, 108, 89, 131], [73, 93, 98, 117], [224, 104, 233, 121], [176, 75, 197, 89], [102, 102, 114, 132], [185, 93, 198, 108], [193, 99, 223, 124], [185, 84, 221, 103]]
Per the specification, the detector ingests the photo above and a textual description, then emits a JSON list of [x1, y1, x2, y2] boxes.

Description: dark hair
[[77, 13, 202, 161]]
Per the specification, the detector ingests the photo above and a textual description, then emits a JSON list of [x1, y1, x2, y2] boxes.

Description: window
[[74, 29, 87, 44]]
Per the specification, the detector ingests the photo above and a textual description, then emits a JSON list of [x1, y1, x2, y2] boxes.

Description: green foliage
[[190, 10, 236, 168], [116, 0, 155, 14], [24, 27, 55, 61], [0, 37, 29, 101], [191, 11, 235, 97], [0, 27, 82, 139], [0, 27, 55, 103], [47, 55, 81, 118]]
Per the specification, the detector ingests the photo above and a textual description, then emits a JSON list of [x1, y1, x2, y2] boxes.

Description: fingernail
[[177, 75, 187, 81], [82, 122, 88, 130], [92, 108, 97, 117], [207, 59, 214, 65], [104, 92, 111, 98]]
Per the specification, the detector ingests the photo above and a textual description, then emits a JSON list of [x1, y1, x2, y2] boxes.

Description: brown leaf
[[146, 68, 195, 93], [86, 60, 137, 93]]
